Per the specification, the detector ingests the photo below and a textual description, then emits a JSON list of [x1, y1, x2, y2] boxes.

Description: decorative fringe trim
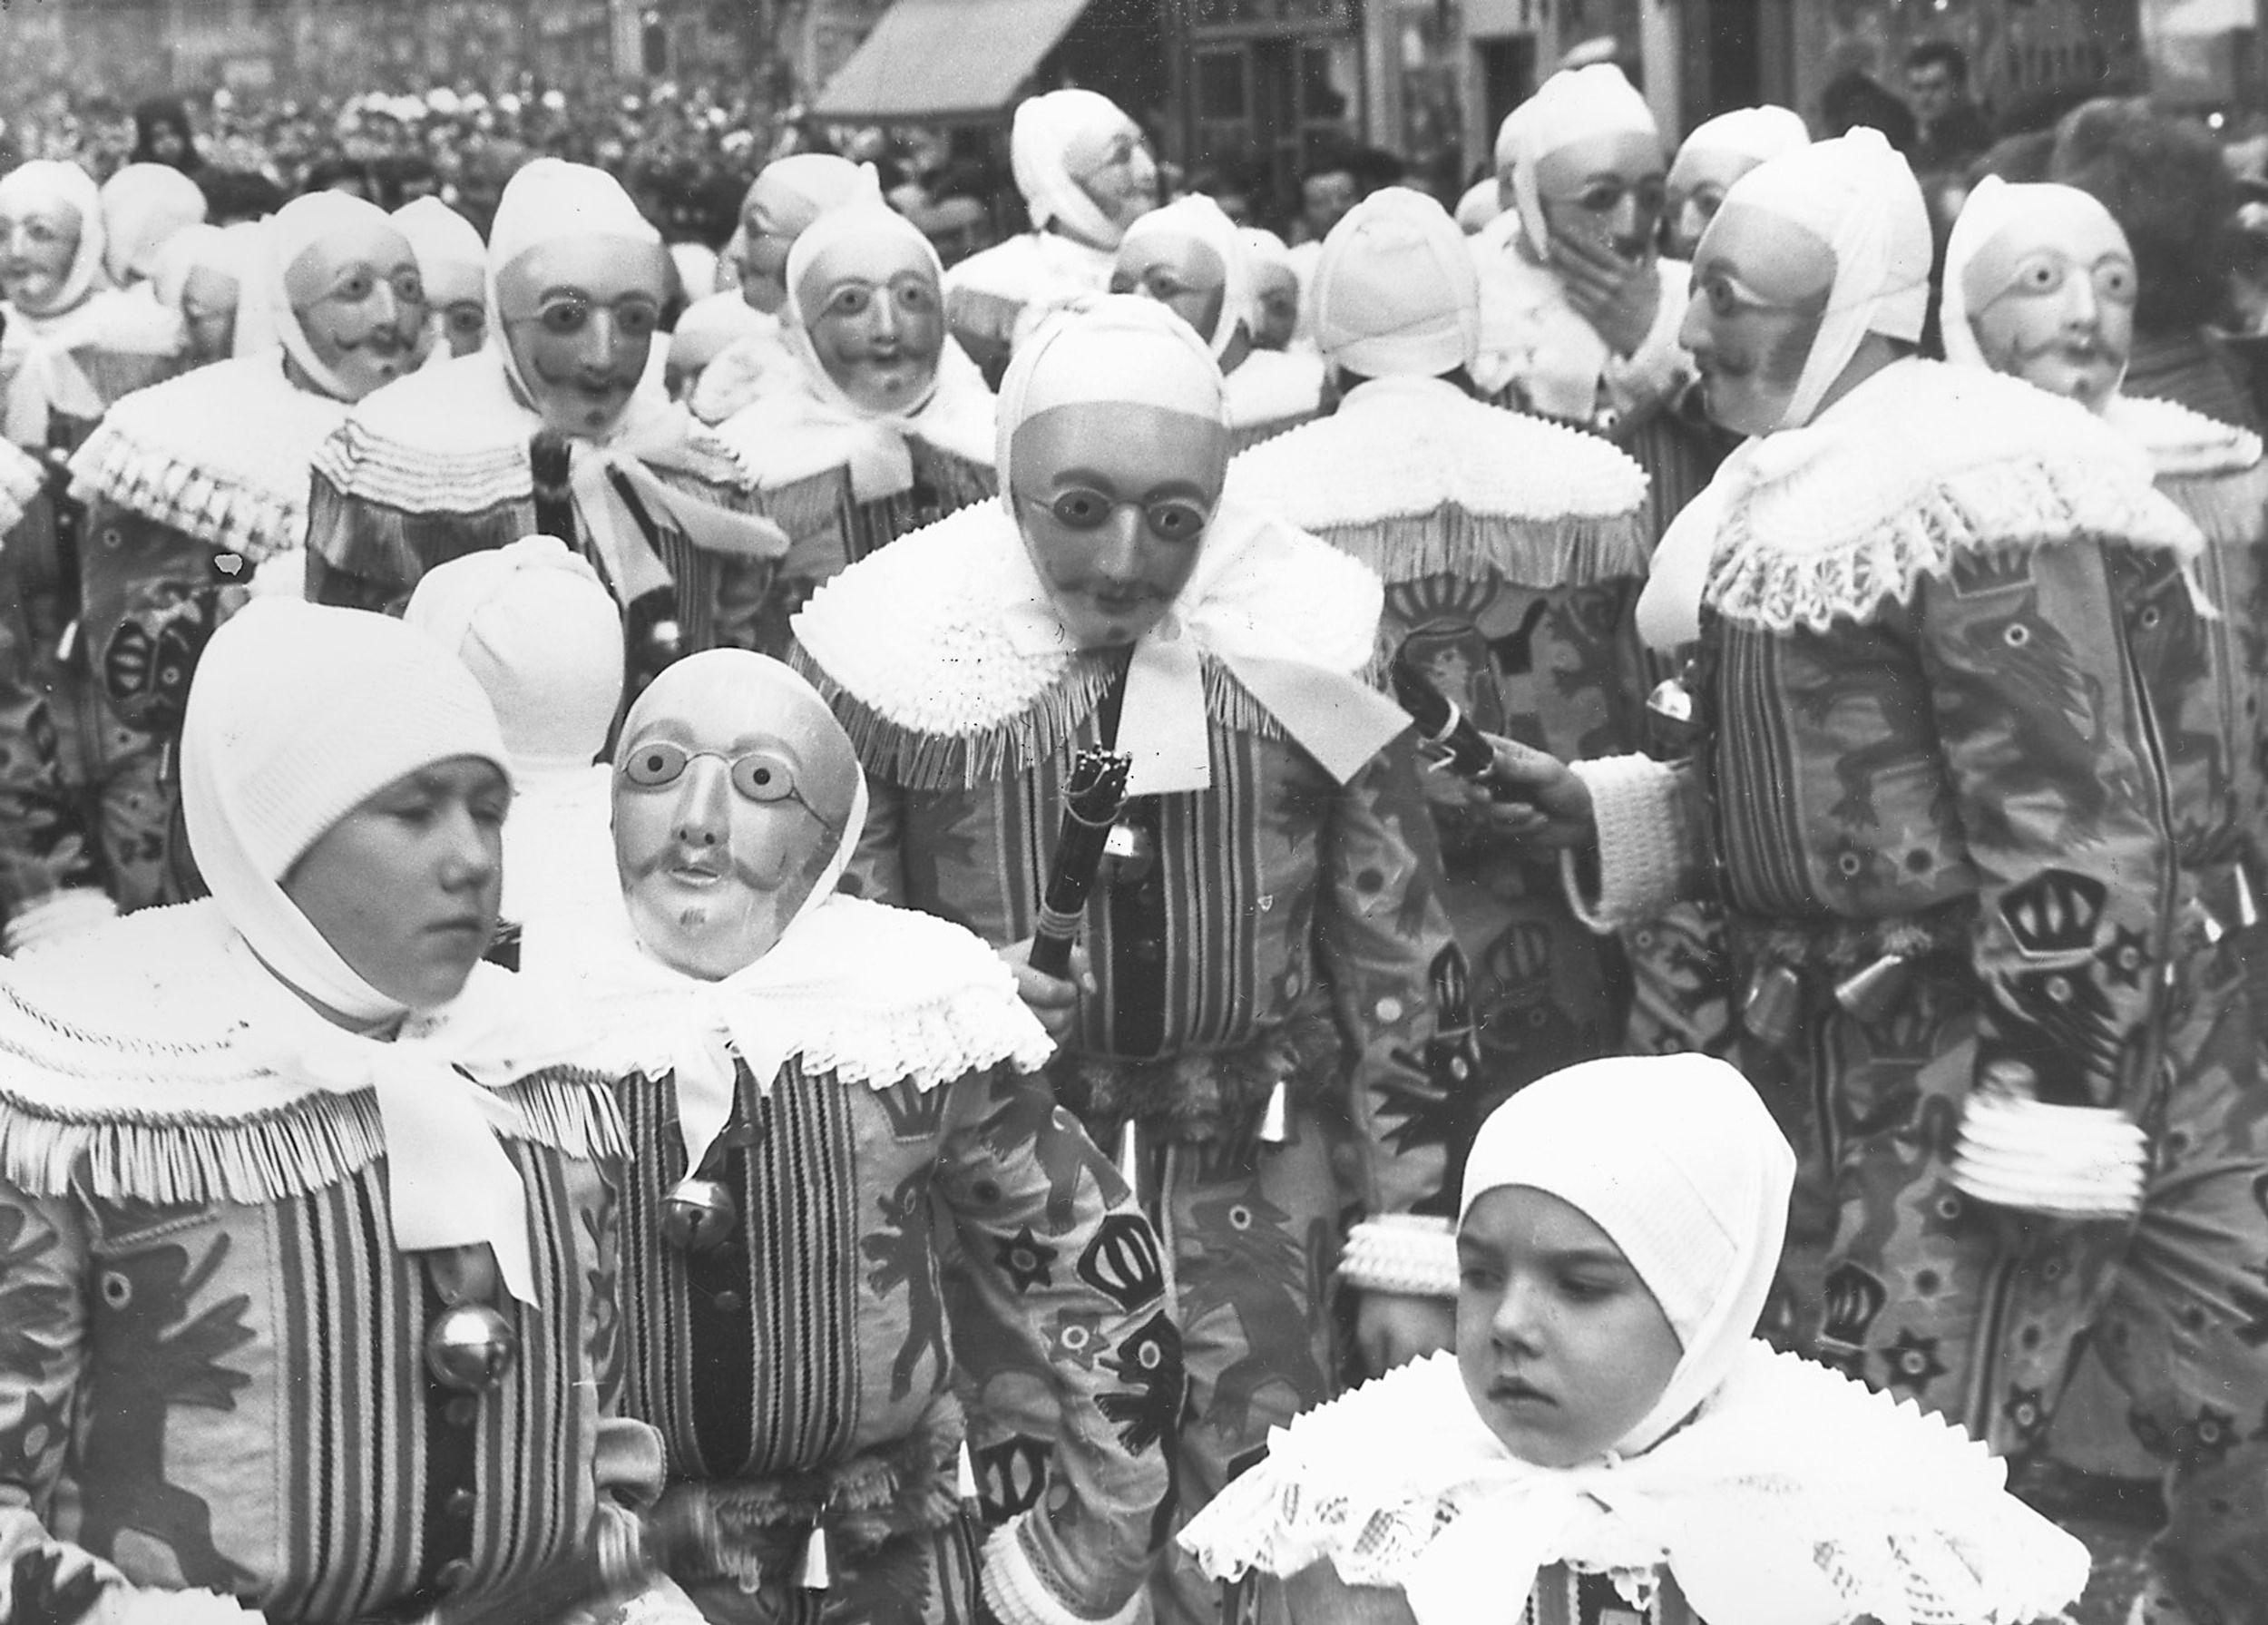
[[0, 1064, 624, 1206], [1710, 451, 2203, 637], [792, 646, 1288, 791], [982, 1521, 1145, 1625], [1227, 409, 1317, 455], [758, 462, 852, 541], [1340, 1214, 1459, 1297], [914, 440, 999, 512], [67, 419, 305, 562], [0, 438, 43, 535], [1318, 507, 1649, 592], [313, 409, 532, 514], [2157, 455, 2268, 553], [2112, 392, 2264, 480], [308, 474, 526, 585]]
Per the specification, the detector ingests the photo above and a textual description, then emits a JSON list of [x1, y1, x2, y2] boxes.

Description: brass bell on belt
[[1742, 964, 1803, 1049], [1099, 819, 1156, 887], [795, 1523, 832, 1591], [1646, 676, 1705, 753], [1256, 1079, 1294, 1147], [1833, 953, 1914, 1023], [660, 1176, 738, 1254], [424, 1302, 521, 1392]]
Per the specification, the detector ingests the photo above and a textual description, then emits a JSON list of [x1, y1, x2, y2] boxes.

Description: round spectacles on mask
[[1017, 487, 1212, 543], [619, 739, 810, 806], [503, 292, 664, 339]]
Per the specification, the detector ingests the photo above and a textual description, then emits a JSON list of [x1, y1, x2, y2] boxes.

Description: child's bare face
[[1455, 1186, 1682, 1466]]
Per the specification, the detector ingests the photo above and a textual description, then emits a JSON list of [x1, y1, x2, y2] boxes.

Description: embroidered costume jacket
[[1578, 360, 2192, 1119], [575, 899, 1172, 1624], [789, 504, 1464, 1218], [0, 904, 654, 1623], [303, 349, 786, 659], [1227, 375, 1653, 1100]]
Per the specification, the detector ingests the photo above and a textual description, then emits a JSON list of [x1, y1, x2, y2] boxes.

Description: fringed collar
[[1227, 375, 1647, 588], [1180, 1346, 2087, 1625], [67, 353, 349, 562], [1223, 347, 1326, 432], [528, 893, 1053, 1173], [790, 497, 1386, 791], [2106, 391, 2263, 480], [714, 337, 997, 497], [0, 437, 40, 536], [312, 348, 749, 515], [948, 230, 1116, 306], [0, 901, 624, 1208], [1703, 359, 2203, 636]]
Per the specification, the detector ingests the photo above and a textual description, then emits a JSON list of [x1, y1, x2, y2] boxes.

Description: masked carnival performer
[[1663, 106, 1811, 262], [691, 156, 883, 427], [520, 650, 1174, 1625], [1227, 186, 1649, 1139], [1940, 178, 2268, 1625], [1473, 67, 1708, 545], [1113, 195, 1325, 452], [0, 599, 701, 1624], [12, 192, 434, 934], [406, 536, 626, 958], [717, 201, 996, 589], [97, 163, 209, 294], [149, 223, 246, 369], [944, 92, 1157, 383], [791, 298, 1469, 1625], [394, 195, 491, 360], [1178, 1057, 2091, 1625], [1508, 129, 2209, 1610], [306, 159, 792, 684]]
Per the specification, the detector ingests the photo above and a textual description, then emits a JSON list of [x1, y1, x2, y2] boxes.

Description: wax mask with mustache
[[1680, 201, 1834, 437], [796, 230, 945, 415], [1010, 401, 1227, 649], [1961, 190, 2136, 415], [1110, 229, 1228, 347], [1534, 131, 1667, 264], [497, 234, 670, 441], [0, 197, 83, 315], [612, 651, 864, 981], [285, 216, 431, 402]]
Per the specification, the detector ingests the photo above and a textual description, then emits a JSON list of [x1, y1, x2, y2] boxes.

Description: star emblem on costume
[[2178, 1403, 2238, 1463], [1045, 1310, 1107, 1372], [2097, 924, 2149, 989], [1882, 1327, 1948, 1396], [994, 1226, 1058, 1293]]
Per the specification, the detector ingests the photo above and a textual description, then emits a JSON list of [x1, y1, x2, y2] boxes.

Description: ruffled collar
[[791, 494, 1401, 794], [689, 322, 788, 426], [1639, 357, 2203, 646], [1180, 1346, 2087, 1625], [1222, 346, 1325, 432], [2105, 390, 2263, 480], [1238, 375, 1647, 520], [0, 900, 622, 1219], [952, 229, 1117, 304], [715, 335, 997, 499], [2, 286, 183, 445], [525, 891, 1052, 1174], [67, 352, 350, 561]]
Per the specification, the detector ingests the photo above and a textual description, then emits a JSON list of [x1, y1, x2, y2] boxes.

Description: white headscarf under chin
[[0, 161, 107, 317], [393, 194, 487, 310], [241, 191, 412, 402], [1939, 176, 2130, 402], [1118, 193, 1251, 360], [484, 158, 664, 409], [1494, 64, 1659, 258], [99, 162, 209, 287], [1012, 88, 1139, 250], [1720, 126, 1931, 430], [1459, 1052, 1795, 1459]]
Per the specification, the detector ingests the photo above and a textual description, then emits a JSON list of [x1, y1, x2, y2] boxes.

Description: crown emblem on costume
[[1999, 870, 2107, 958], [1488, 918, 1554, 989], [1077, 1213, 1165, 1312], [1387, 574, 1500, 630], [1946, 542, 2035, 599], [874, 1078, 945, 1141], [973, 1436, 1050, 1518], [1819, 1261, 1890, 1349]]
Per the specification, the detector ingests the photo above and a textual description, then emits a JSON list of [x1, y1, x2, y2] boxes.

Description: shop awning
[[812, 0, 1088, 122]]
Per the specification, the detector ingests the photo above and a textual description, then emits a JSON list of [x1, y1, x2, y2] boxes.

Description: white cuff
[[980, 1518, 1144, 1625], [1564, 755, 1686, 932], [5, 888, 118, 957], [1338, 1214, 1459, 1298]]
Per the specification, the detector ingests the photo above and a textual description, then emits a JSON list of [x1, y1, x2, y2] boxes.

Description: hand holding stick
[[1029, 748, 1132, 980]]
